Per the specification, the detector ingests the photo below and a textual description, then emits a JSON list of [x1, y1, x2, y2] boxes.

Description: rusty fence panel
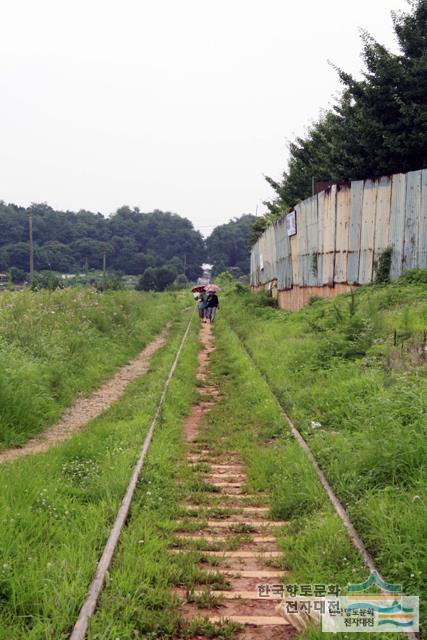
[[306, 195, 319, 286], [358, 180, 377, 284], [334, 186, 351, 283], [317, 191, 325, 285], [419, 169, 427, 270], [404, 170, 422, 270], [347, 180, 364, 284], [390, 173, 407, 279], [322, 186, 337, 286], [274, 215, 292, 289], [373, 176, 392, 280]]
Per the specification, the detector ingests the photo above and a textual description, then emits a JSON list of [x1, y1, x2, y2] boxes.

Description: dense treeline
[[0, 201, 256, 284], [263, 0, 427, 215], [206, 214, 257, 277], [0, 202, 205, 282]]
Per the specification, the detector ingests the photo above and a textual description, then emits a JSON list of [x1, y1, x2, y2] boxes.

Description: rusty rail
[[233, 328, 417, 640], [69, 311, 194, 640]]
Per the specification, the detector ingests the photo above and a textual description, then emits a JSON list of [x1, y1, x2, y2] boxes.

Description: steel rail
[[230, 325, 417, 639], [69, 311, 194, 640]]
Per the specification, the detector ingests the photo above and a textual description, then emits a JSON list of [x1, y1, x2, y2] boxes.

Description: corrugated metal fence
[[251, 168, 427, 290]]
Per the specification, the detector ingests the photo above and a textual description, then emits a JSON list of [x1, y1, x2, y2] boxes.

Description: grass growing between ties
[[218, 278, 427, 636], [207, 320, 367, 582], [0, 311, 194, 640], [88, 326, 241, 640], [0, 288, 186, 448]]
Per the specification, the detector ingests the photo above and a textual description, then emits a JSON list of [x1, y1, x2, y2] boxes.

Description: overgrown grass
[[0, 288, 186, 448], [2, 279, 425, 638], [0, 311, 196, 639], [218, 280, 427, 635]]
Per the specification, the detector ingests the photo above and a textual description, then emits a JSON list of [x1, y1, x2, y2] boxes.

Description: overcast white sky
[[0, 0, 409, 235]]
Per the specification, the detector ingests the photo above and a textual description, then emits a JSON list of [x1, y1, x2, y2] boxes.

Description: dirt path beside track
[[0, 325, 170, 465]]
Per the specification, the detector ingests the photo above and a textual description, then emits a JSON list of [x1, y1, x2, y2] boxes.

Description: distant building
[[197, 265, 212, 286]]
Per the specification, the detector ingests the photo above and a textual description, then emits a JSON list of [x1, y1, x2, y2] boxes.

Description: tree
[[0, 242, 29, 271], [206, 215, 257, 276], [70, 239, 113, 270], [37, 241, 75, 272], [136, 266, 177, 291], [0, 201, 205, 278], [265, 0, 427, 209]]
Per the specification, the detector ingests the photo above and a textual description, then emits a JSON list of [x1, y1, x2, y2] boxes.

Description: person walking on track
[[196, 292, 208, 323], [206, 291, 219, 323]]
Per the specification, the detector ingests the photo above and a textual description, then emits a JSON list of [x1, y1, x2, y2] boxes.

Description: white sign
[[286, 211, 297, 236]]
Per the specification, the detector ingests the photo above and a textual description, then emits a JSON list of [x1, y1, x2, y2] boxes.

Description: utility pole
[[28, 210, 34, 284], [102, 251, 107, 291]]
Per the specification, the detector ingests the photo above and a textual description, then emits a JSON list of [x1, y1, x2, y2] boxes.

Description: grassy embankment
[[0, 307, 198, 639], [217, 277, 427, 636], [0, 288, 185, 449]]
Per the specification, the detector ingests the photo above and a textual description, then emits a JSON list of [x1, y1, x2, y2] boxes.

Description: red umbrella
[[191, 285, 206, 293]]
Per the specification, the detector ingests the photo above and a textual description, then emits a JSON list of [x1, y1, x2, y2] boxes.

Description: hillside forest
[[0, 202, 255, 287]]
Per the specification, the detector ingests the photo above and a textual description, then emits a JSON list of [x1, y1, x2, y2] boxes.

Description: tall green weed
[[0, 288, 186, 447]]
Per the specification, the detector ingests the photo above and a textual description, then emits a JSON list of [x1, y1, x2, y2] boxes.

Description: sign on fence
[[286, 211, 297, 237]]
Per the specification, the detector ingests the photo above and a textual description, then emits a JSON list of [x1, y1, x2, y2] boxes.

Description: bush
[[375, 246, 393, 283], [399, 268, 427, 285], [8, 267, 26, 284]]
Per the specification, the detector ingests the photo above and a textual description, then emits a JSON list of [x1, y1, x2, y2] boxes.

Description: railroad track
[[69, 311, 194, 640], [69, 314, 417, 639], [225, 321, 418, 640]]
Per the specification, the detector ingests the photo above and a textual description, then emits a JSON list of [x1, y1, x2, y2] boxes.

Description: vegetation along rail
[[69, 310, 195, 640], [227, 320, 418, 640]]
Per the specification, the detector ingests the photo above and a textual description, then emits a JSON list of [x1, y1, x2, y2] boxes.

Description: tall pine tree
[[264, 0, 427, 212]]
